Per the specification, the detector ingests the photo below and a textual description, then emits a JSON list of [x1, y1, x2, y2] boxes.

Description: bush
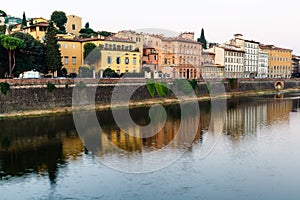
[[174, 79, 193, 95], [47, 82, 56, 92], [0, 82, 10, 95], [155, 82, 169, 97], [79, 66, 93, 78], [146, 81, 155, 98], [76, 81, 87, 90]]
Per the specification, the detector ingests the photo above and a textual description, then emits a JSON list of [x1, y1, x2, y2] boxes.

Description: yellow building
[[58, 38, 83, 74], [96, 38, 141, 74], [66, 15, 82, 37], [260, 45, 293, 78], [11, 18, 49, 42], [57, 37, 141, 74]]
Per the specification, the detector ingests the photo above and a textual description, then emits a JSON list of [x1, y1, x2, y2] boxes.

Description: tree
[[0, 10, 7, 17], [21, 12, 27, 29], [44, 21, 63, 76], [197, 28, 207, 49], [103, 68, 119, 78], [83, 42, 96, 59], [50, 11, 67, 33], [0, 42, 8, 77], [85, 22, 89, 29], [12, 32, 46, 75], [78, 66, 93, 78], [97, 31, 112, 37], [0, 35, 25, 77]]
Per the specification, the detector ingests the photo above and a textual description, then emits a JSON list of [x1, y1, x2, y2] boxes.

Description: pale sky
[[2, 0, 300, 54]]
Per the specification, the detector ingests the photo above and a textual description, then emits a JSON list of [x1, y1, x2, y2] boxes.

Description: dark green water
[[1, 94, 300, 200]]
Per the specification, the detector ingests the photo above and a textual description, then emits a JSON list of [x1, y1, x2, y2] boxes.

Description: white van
[[19, 71, 41, 79]]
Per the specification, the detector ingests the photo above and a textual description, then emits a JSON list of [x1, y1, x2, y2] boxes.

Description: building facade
[[209, 44, 245, 78], [144, 32, 202, 79], [230, 34, 259, 78], [257, 50, 269, 78], [58, 37, 141, 75], [58, 38, 83, 74], [292, 55, 300, 78], [66, 15, 82, 37], [201, 51, 224, 79], [142, 46, 159, 72], [260, 45, 293, 78]]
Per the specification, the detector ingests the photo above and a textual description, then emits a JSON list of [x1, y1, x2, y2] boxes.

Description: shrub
[[47, 82, 56, 92], [0, 82, 10, 95], [174, 79, 193, 95], [76, 81, 87, 90], [146, 81, 155, 97]]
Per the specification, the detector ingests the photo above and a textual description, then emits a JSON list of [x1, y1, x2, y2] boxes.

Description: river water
[[1, 93, 300, 200]]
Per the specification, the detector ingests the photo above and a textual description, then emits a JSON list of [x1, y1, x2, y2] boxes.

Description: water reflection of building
[[267, 98, 293, 124], [226, 100, 268, 140], [226, 98, 293, 141], [96, 104, 212, 155], [0, 115, 82, 184]]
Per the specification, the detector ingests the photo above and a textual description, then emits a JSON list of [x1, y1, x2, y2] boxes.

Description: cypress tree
[[21, 12, 27, 28], [44, 21, 62, 76], [197, 28, 207, 49]]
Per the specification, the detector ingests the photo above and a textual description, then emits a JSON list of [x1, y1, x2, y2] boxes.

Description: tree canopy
[[0, 35, 25, 77], [0, 10, 7, 17], [83, 42, 96, 59], [50, 11, 67, 33], [44, 21, 63, 75], [12, 32, 46, 74]]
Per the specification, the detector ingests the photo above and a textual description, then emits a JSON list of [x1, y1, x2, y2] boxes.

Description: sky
[[2, 0, 300, 54]]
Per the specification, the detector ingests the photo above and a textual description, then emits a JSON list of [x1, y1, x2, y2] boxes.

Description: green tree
[[21, 12, 27, 29], [0, 10, 7, 17], [44, 21, 63, 76], [97, 31, 112, 37], [197, 28, 207, 49], [0, 42, 8, 77], [83, 42, 96, 59], [103, 68, 119, 78], [0, 35, 24, 77], [85, 22, 90, 29], [50, 11, 67, 33], [12, 32, 46, 75]]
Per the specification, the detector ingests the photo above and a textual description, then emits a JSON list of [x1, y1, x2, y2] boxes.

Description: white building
[[258, 50, 269, 78], [208, 44, 245, 78], [230, 34, 259, 78]]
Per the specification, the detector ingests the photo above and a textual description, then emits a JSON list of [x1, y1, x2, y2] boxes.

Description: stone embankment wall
[[0, 78, 300, 114]]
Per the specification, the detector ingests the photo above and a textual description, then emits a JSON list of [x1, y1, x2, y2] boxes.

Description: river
[[1, 93, 300, 200]]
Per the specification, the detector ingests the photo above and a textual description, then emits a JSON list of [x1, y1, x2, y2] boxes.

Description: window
[[72, 24, 76, 30], [125, 57, 129, 64], [133, 57, 137, 65], [65, 44, 68, 49], [72, 44, 76, 49], [116, 57, 121, 64], [64, 56, 69, 64], [72, 57, 76, 65], [107, 56, 112, 64]]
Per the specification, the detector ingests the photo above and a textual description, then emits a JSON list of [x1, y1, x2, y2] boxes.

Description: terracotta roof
[[260, 44, 292, 52]]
